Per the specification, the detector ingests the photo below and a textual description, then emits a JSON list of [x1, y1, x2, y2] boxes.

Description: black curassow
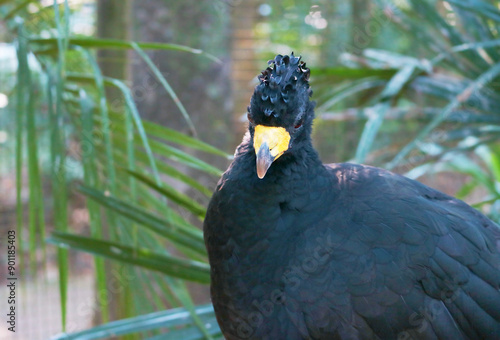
[[203, 53, 500, 340]]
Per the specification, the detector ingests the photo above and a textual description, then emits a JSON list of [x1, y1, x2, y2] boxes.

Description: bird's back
[[313, 163, 500, 339]]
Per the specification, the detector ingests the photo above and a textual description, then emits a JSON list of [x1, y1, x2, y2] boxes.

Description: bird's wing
[[307, 163, 500, 339]]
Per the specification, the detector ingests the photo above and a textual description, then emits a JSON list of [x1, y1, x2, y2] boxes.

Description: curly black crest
[[250, 53, 314, 124], [258, 53, 311, 89]]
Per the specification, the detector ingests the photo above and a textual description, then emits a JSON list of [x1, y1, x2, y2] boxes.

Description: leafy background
[[0, 0, 499, 339]]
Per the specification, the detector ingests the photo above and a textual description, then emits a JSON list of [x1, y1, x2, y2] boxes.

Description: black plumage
[[203, 53, 500, 339]]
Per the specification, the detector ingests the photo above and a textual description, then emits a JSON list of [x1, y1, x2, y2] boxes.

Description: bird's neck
[[213, 136, 335, 261], [209, 137, 335, 272], [231, 136, 327, 191]]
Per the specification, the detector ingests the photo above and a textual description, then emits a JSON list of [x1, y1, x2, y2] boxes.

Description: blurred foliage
[[255, 1, 412, 65], [131, 0, 233, 149], [1, 0, 227, 338]]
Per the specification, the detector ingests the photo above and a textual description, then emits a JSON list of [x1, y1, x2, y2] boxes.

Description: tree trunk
[[97, 0, 131, 102], [95, 0, 132, 326]]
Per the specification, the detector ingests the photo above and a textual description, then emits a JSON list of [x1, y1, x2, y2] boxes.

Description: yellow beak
[[253, 125, 291, 179]]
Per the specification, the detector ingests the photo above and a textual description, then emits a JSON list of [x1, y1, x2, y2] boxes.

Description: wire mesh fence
[[0, 271, 94, 340]]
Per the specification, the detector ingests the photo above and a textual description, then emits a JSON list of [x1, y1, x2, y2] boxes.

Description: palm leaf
[[49, 304, 221, 340], [47, 232, 211, 284]]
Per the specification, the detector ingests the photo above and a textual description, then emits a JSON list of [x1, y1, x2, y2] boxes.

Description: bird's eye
[[294, 119, 303, 129], [247, 113, 254, 124]]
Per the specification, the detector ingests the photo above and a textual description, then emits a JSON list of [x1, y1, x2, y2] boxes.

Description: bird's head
[[247, 53, 315, 179]]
